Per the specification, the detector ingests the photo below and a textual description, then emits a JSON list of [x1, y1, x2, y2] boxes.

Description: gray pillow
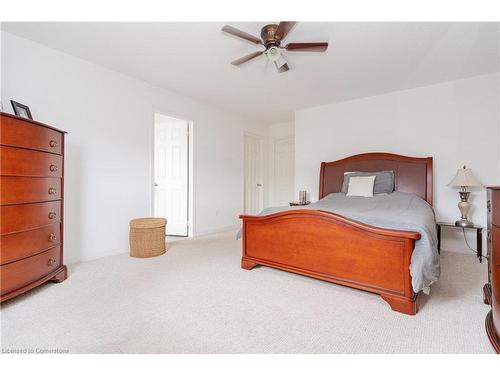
[[341, 171, 394, 194]]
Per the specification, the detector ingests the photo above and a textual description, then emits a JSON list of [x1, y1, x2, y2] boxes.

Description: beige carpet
[[0, 231, 495, 353]]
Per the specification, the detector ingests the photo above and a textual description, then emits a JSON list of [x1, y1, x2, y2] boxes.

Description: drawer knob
[[48, 187, 57, 195], [49, 140, 58, 148], [48, 212, 57, 219], [49, 164, 58, 172], [49, 233, 57, 242], [47, 258, 57, 267]]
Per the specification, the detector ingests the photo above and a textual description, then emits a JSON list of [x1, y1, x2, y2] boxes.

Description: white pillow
[[346, 175, 376, 197]]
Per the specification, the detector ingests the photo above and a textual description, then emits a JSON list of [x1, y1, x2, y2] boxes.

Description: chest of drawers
[[1, 113, 67, 302], [485, 186, 500, 353]]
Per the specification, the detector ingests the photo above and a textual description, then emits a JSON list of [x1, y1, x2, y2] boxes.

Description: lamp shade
[[447, 166, 481, 187]]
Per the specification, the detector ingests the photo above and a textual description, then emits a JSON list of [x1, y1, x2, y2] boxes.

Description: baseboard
[[66, 226, 240, 265], [194, 225, 240, 237], [66, 248, 129, 266]]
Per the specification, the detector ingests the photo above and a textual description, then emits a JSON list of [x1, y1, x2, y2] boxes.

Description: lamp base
[[455, 219, 474, 228]]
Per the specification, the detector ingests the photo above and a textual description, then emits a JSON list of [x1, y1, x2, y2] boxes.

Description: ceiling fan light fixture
[[274, 55, 286, 67], [274, 55, 289, 73], [266, 46, 281, 62]]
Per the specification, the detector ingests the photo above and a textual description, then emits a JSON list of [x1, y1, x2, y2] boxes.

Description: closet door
[[244, 134, 264, 215], [272, 137, 294, 206], [154, 116, 188, 236]]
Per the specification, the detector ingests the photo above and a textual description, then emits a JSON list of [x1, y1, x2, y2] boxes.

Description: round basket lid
[[130, 217, 167, 229]]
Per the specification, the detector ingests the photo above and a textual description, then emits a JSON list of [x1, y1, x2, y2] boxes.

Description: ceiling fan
[[222, 22, 328, 73]]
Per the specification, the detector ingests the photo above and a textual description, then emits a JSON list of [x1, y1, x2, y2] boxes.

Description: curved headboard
[[318, 153, 433, 205]]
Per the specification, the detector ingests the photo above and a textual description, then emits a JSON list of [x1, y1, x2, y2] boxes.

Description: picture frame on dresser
[[0, 112, 67, 302], [10, 100, 33, 120]]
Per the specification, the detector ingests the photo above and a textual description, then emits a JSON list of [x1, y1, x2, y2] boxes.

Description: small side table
[[436, 222, 483, 262], [289, 201, 311, 206]]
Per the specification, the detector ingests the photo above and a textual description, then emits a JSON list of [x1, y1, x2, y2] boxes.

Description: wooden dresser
[[1, 113, 67, 302], [485, 186, 500, 353]]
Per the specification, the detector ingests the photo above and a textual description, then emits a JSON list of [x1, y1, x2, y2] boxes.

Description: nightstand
[[436, 222, 483, 262], [289, 201, 311, 206]]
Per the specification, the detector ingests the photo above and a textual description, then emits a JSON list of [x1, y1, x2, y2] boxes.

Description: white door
[[244, 134, 264, 215], [154, 114, 189, 236], [272, 137, 295, 206]]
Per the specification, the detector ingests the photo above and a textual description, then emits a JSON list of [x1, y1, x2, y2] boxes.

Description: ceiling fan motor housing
[[261, 24, 281, 47]]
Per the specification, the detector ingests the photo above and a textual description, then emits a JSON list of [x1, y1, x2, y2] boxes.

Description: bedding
[[238, 191, 439, 294], [341, 170, 395, 194]]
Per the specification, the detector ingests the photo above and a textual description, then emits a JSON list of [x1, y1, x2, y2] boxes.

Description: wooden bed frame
[[240, 152, 433, 315]]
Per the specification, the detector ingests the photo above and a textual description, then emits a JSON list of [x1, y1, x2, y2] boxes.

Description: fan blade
[[222, 25, 262, 44], [231, 51, 264, 66], [285, 42, 329, 52], [275, 22, 296, 41]]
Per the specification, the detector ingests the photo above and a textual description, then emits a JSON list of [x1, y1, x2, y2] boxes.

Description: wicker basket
[[129, 217, 167, 258]]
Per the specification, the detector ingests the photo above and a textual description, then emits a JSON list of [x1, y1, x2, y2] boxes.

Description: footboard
[[239, 210, 421, 315]]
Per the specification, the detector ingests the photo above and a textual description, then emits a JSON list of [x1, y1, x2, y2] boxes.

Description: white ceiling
[[2, 22, 499, 123]]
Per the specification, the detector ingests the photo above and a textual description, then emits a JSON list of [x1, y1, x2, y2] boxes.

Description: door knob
[[154, 182, 158, 187], [257, 183, 262, 187]]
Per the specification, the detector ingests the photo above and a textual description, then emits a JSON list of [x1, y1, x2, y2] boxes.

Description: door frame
[[152, 111, 194, 237], [243, 132, 265, 215]]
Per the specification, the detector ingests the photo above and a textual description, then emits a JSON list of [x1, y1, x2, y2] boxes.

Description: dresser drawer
[[491, 190, 500, 228], [493, 226, 500, 266], [0, 201, 61, 234], [1, 224, 61, 265], [0, 116, 62, 155], [493, 265, 500, 305], [0, 246, 61, 295], [0, 176, 61, 204], [492, 226, 500, 303], [1, 146, 63, 177]]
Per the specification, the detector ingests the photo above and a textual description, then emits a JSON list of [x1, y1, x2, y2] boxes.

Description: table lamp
[[447, 165, 481, 227]]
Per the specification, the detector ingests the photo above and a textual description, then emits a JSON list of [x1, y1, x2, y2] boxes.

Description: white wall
[[1, 32, 266, 264], [269, 122, 294, 139], [295, 74, 500, 253]]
